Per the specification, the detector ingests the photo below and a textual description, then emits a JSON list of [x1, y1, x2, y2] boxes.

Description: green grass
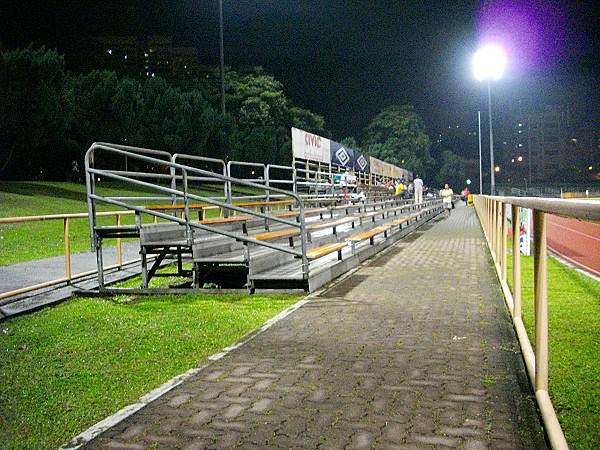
[[507, 251, 600, 449], [0, 181, 266, 266], [0, 292, 300, 449]]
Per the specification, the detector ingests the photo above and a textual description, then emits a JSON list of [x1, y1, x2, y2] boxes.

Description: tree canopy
[[0, 48, 327, 179], [362, 105, 434, 178]]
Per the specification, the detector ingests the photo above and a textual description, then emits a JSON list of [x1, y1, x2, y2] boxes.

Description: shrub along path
[[82, 205, 547, 449]]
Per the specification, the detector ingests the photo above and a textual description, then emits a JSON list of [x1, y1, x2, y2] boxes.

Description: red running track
[[547, 214, 600, 277]]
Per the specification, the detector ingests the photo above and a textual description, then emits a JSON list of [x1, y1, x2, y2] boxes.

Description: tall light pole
[[473, 44, 506, 195], [219, 0, 226, 115], [478, 110, 483, 194]]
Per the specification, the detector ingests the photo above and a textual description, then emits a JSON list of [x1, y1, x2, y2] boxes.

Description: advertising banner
[[353, 152, 370, 173], [519, 208, 532, 256], [291, 127, 331, 164], [369, 156, 385, 176], [507, 207, 532, 256], [330, 141, 355, 168]]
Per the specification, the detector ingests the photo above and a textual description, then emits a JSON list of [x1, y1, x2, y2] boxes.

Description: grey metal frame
[[85, 143, 310, 289], [227, 160, 268, 202], [172, 153, 231, 204]]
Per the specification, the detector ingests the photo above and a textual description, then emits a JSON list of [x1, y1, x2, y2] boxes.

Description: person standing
[[340, 169, 351, 203], [440, 183, 454, 217], [461, 187, 470, 206], [396, 180, 405, 198], [413, 175, 423, 204]]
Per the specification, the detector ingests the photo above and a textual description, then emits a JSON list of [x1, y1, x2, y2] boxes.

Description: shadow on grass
[[0, 181, 87, 201]]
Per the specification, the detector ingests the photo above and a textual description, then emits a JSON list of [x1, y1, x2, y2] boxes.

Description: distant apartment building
[[80, 35, 200, 79], [504, 105, 597, 182]]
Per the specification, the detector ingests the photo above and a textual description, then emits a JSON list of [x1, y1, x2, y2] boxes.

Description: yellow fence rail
[[473, 195, 600, 450], [0, 210, 137, 300]]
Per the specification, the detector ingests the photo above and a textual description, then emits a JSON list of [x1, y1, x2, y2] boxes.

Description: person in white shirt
[[413, 175, 424, 204], [340, 169, 351, 202], [439, 183, 454, 217]]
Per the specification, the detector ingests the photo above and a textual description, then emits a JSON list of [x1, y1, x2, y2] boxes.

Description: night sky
[[2, 1, 598, 139]]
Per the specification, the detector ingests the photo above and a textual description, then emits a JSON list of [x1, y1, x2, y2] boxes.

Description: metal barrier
[[0, 210, 136, 300], [227, 160, 268, 201], [86, 143, 310, 288], [172, 153, 230, 203], [473, 195, 600, 450]]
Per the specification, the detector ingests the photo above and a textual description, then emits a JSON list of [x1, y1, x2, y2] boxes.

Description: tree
[[340, 137, 361, 152], [0, 47, 68, 176], [64, 70, 120, 155], [362, 105, 434, 177], [436, 150, 467, 190]]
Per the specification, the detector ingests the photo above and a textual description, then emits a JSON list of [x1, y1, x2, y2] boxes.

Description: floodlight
[[473, 44, 506, 81]]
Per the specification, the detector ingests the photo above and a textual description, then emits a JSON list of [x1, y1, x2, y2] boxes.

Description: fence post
[[533, 209, 548, 392], [501, 202, 507, 280], [116, 214, 123, 269], [492, 200, 497, 260], [511, 205, 521, 319], [64, 217, 71, 282]]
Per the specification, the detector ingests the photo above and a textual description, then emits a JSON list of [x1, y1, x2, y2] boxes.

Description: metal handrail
[[87, 168, 301, 228], [491, 196, 600, 222], [85, 143, 310, 279], [172, 153, 230, 205], [472, 195, 600, 450]]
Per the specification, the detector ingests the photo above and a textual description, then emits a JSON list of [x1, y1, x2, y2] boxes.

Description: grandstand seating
[[86, 143, 443, 292]]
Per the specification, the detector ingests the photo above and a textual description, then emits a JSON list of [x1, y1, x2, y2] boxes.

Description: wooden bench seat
[[146, 203, 208, 211], [199, 215, 250, 234], [306, 242, 347, 260], [307, 216, 358, 233], [392, 213, 420, 229], [347, 225, 391, 250], [361, 210, 387, 221], [273, 207, 329, 219], [253, 228, 300, 247], [234, 199, 294, 208]]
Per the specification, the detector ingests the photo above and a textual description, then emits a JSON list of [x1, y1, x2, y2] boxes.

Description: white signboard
[[369, 156, 385, 175], [291, 127, 331, 164], [519, 208, 532, 256]]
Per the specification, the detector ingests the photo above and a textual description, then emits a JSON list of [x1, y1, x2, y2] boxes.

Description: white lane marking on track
[[548, 221, 600, 242]]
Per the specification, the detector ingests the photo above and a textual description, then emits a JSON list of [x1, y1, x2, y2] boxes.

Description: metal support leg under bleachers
[[141, 247, 148, 289], [95, 234, 105, 290]]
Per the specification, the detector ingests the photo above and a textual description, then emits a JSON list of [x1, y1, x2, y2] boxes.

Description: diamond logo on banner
[[356, 154, 368, 171], [336, 147, 351, 166]]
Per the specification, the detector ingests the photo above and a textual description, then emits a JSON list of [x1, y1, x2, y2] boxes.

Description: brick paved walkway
[[85, 205, 546, 449]]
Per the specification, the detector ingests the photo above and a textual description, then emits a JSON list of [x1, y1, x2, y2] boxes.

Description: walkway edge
[[59, 285, 343, 449], [59, 233, 404, 449]]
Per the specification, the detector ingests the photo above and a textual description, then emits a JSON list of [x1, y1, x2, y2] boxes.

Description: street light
[[219, 0, 226, 115], [473, 44, 506, 195]]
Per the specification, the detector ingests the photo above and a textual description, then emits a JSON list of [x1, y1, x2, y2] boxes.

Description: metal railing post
[[292, 167, 297, 194], [533, 208, 548, 392], [501, 202, 507, 282], [511, 204, 521, 319], [264, 164, 270, 203], [298, 200, 309, 279], [116, 214, 123, 269], [64, 217, 71, 282], [183, 170, 191, 243]]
